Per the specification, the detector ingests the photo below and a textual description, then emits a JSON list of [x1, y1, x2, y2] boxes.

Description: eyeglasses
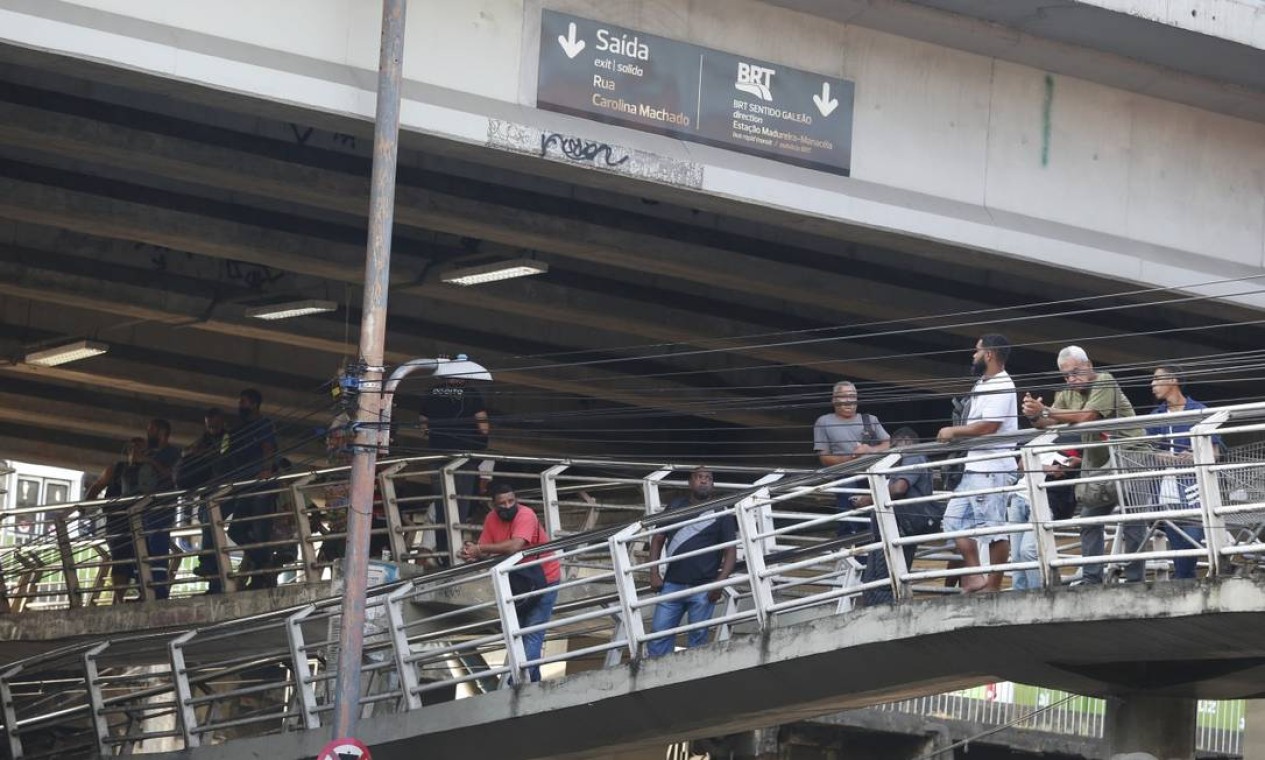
[[832, 399, 858, 405]]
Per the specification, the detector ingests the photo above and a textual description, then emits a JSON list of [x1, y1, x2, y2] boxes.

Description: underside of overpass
[[1, 28, 1263, 475]]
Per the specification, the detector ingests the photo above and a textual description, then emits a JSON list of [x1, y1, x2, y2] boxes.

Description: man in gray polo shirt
[[814, 381, 891, 536]]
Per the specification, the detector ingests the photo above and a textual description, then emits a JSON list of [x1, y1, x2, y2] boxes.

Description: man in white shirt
[[937, 334, 1019, 592]]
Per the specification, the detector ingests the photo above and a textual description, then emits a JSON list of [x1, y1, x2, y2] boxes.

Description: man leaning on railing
[[1023, 346, 1144, 585], [460, 482, 559, 682], [645, 467, 737, 656]]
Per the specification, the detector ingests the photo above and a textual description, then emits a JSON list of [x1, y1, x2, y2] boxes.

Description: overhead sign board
[[537, 10, 855, 175]]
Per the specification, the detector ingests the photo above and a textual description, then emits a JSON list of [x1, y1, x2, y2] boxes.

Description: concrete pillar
[[1105, 694, 1196, 760], [1242, 699, 1265, 760]]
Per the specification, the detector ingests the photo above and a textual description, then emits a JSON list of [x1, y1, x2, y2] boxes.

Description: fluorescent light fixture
[[25, 340, 108, 367], [245, 299, 337, 320], [441, 258, 548, 287]]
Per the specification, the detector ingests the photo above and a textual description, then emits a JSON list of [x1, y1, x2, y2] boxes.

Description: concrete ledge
[[0, 581, 339, 664], [154, 578, 1265, 760]]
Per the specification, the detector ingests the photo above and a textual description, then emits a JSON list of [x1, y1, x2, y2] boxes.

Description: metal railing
[[4, 402, 1265, 758], [0, 455, 810, 610], [875, 687, 1243, 755]]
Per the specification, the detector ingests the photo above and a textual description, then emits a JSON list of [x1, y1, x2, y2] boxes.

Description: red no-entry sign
[[317, 737, 372, 760]]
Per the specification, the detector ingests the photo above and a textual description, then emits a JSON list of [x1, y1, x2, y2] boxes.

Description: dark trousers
[[861, 512, 941, 605], [199, 494, 275, 592]]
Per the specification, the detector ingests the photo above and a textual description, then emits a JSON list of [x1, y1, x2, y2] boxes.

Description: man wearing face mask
[[937, 334, 1019, 593], [645, 467, 737, 656], [460, 483, 559, 681]]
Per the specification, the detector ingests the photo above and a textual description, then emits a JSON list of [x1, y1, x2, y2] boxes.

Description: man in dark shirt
[[852, 428, 937, 605], [228, 388, 279, 590], [420, 377, 491, 557], [646, 467, 737, 656], [137, 418, 181, 600], [199, 390, 277, 593]]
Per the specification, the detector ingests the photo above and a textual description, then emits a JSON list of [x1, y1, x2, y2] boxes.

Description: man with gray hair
[[814, 381, 891, 536], [1023, 345, 1144, 584]]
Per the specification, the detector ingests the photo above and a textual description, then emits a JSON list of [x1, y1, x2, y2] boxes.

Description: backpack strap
[[862, 414, 875, 443]]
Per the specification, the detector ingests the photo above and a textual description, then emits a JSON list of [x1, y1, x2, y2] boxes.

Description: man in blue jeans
[[646, 467, 736, 657], [461, 483, 559, 681], [1147, 364, 1221, 580]]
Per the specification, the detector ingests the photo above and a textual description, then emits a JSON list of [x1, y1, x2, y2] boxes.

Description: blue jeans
[[519, 583, 558, 682], [647, 582, 715, 657], [1008, 494, 1041, 591]]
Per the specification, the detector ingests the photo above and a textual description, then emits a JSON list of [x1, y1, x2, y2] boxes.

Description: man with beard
[[937, 334, 1019, 593], [645, 467, 737, 656]]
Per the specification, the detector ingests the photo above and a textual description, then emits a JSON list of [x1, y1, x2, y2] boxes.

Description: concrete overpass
[[0, 0, 1261, 473], [4, 408, 1265, 759], [104, 579, 1259, 760]]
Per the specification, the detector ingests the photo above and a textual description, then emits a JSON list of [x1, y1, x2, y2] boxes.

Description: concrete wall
[[2, 0, 1263, 304], [1083, 0, 1265, 49]]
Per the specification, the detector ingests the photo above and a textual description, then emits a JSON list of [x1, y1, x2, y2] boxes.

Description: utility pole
[[331, 0, 408, 740]]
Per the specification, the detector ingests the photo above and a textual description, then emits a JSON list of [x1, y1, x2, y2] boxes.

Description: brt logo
[[735, 62, 775, 101]]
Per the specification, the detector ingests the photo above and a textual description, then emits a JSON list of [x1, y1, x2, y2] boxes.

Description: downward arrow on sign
[[813, 82, 839, 117], [557, 22, 586, 59]]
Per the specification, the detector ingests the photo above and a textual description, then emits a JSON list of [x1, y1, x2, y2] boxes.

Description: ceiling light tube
[[245, 299, 338, 320], [441, 258, 548, 287], [25, 340, 109, 367]]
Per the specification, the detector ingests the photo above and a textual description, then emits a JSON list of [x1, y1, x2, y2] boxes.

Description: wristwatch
[[1041, 408, 1052, 420]]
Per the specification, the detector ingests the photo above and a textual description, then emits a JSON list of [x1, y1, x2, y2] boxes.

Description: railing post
[[169, 630, 200, 748], [641, 469, 671, 515], [1020, 434, 1061, 589], [0, 665, 24, 760], [128, 497, 154, 602], [734, 488, 775, 626], [377, 463, 409, 561], [491, 553, 528, 684], [82, 642, 111, 757], [287, 476, 320, 582], [1192, 414, 1230, 577], [385, 585, 422, 711], [52, 514, 81, 609], [609, 524, 647, 660], [867, 454, 909, 602], [749, 472, 785, 555], [285, 606, 322, 731], [540, 464, 568, 540], [440, 457, 470, 567], [205, 488, 235, 594]]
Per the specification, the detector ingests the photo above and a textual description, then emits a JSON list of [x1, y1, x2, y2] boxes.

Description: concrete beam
[[0, 237, 788, 431], [0, 101, 1217, 373]]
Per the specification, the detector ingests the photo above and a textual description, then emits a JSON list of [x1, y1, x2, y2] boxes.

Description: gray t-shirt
[[813, 413, 890, 456]]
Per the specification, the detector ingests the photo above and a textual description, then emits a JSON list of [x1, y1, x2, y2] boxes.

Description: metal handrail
[[2, 403, 1265, 758]]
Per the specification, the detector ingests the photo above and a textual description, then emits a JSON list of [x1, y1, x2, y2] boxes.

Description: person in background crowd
[[814, 381, 891, 538], [136, 418, 181, 599], [646, 467, 736, 655], [86, 437, 145, 603], [1147, 364, 1222, 580], [1007, 450, 1071, 591], [460, 483, 558, 682], [420, 373, 491, 556], [852, 428, 937, 605], [937, 334, 1019, 593], [1024, 346, 1144, 585]]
